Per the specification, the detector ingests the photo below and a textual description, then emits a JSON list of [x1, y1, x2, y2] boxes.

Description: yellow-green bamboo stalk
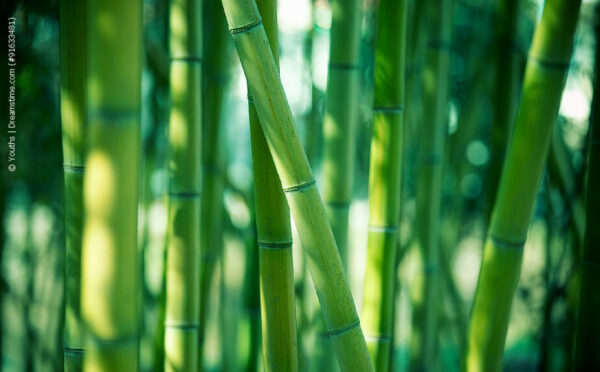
[[360, 0, 407, 371], [60, 0, 86, 369], [80, 0, 142, 370], [220, 1, 374, 370], [199, 1, 228, 368], [465, 0, 581, 370], [164, 0, 202, 370], [487, 0, 521, 217], [573, 6, 600, 368], [410, 0, 451, 369], [246, 0, 298, 370]]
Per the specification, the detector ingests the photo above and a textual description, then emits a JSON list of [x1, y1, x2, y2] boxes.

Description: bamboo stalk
[[360, 0, 407, 370], [199, 1, 228, 368], [246, 0, 298, 370], [465, 0, 581, 370], [573, 5, 600, 368], [164, 0, 202, 370], [60, 0, 86, 369], [80, 0, 142, 369], [219, 1, 374, 370], [410, 0, 452, 369]]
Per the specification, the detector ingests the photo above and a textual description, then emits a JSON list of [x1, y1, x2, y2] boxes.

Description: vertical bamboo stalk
[[573, 5, 600, 368], [60, 0, 86, 369], [199, 1, 228, 368], [164, 0, 202, 370], [246, 0, 298, 370], [80, 0, 142, 369], [410, 0, 452, 369], [465, 0, 581, 370], [220, 1, 374, 370], [361, 0, 407, 370]]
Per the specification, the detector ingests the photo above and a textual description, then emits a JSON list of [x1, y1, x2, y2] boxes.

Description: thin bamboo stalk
[[410, 0, 452, 369], [573, 6, 600, 367], [80, 0, 142, 369], [220, 1, 374, 370], [246, 0, 298, 370], [360, 0, 407, 370], [60, 0, 86, 369], [465, 0, 581, 370], [199, 1, 228, 368], [240, 229, 261, 372], [164, 0, 202, 370]]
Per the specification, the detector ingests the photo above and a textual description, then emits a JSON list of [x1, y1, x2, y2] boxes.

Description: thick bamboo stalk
[[60, 0, 86, 369], [199, 1, 228, 368], [465, 0, 581, 370], [220, 1, 374, 370], [410, 0, 451, 369], [80, 0, 142, 369], [164, 0, 202, 370], [247, 0, 298, 370], [360, 0, 407, 371], [573, 6, 600, 368], [487, 0, 521, 218]]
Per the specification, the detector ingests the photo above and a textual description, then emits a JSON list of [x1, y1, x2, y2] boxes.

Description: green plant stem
[[80, 0, 142, 369], [573, 5, 600, 368], [219, 1, 374, 370], [465, 0, 581, 370], [164, 0, 202, 370], [60, 0, 86, 369], [246, 0, 298, 370], [410, 0, 452, 370], [360, 0, 407, 370]]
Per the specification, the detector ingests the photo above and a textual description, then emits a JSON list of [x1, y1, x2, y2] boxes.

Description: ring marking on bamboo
[[489, 235, 525, 250], [169, 56, 203, 64], [368, 225, 398, 234], [326, 200, 350, 208], [165, 322, 201, 330], [229, 19, 263, 35], [283, 179, 316, 194], [257, 240, 293, 250], [373, 107, 403, 114], [528, 54, 570, 71], [364, 335, 391, 343], [168, 191, 201, 199], [88, 108, 139, 123], [63, 346, 84, 356], [63, 164, 85, 174], [328, 62, 360, 70], [327, 319, 361, 338]]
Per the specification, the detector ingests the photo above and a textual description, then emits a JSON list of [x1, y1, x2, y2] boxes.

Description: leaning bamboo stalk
[[246, 0, 298, 370], [220, 1, 374, 370], [199, 1, 228, 368], [410, 0, 452, 369], [80, 0, 142, 369], [465, 0, 581, 370], [573, 5, 600, 367], [164, 0, 202, 370], [360, 0, 407, 370], [60, 0, 86, 369]]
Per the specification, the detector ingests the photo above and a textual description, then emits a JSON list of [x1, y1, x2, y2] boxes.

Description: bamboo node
[[257, 240, 293, 249], [283, 179, 316, 194], [63, 346, 84, 356], [168, 191, 201, 199], [229, 19, 263, 35], [165, 322, 201, 330], [528, 54, 570, 71], [328, 319, 361, 338], [328, 62, 360, 71], [63, 164, 85, 174], [489, 235, 525, 249]]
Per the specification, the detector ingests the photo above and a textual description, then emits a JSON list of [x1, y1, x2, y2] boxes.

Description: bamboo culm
[[465, 0, 582, 370], [360, 0, 407, 371], [219, 1, 374, 370], [60, 0, 86, 369], [80, 0, 142, 370]]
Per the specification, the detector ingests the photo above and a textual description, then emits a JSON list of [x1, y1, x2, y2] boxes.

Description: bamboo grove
[[1, 0, 599, 371]]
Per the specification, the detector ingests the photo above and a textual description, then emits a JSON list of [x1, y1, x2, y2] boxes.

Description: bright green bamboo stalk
[[465, 0, 581, 370], [321, 0, 362, 270], [573, 7, 600, 368], [410, 0, 451, 369], [487, 0, 521, 217], [360, 0, 407, 370], [80, 0, 142, 370], [164, 0, 202, 370], [60, 0, 86, 369], [199, 1, 228, 368], [247, 0, 298, 370], [220, 1, 374, 370]]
